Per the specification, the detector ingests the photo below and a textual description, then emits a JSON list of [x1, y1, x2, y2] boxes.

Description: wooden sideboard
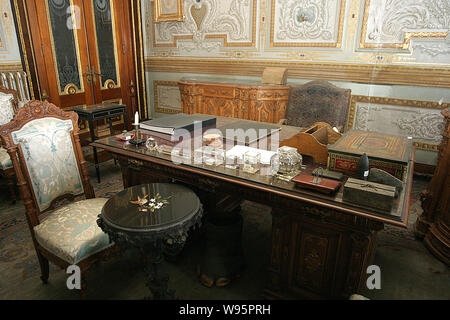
[[178, 78, 290, 124]]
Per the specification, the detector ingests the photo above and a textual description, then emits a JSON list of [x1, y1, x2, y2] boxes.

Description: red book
[[292, 173, 342, 194]]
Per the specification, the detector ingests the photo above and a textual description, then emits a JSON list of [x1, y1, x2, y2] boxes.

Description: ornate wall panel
[[154, 80, 182, 114], [145, 0, 257, 55], [141, 0, 450, 87], [359, 0, 449, 50], [347, 95, 448, 152], [270, 0, 345, 47]]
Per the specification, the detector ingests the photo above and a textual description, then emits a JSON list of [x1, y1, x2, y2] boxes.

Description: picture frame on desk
[[153, 0, 184, 23]]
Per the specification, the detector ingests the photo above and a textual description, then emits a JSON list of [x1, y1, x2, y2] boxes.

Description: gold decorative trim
[[413, 142, 439, 152], [0, 63, 23, 72], [104, 79, 117, 89], [144, 58, 450, 88], [270, 0, 346, 48], [346, 95, 447, 152], [14, 0, 38, 99], [135, 0, 148, 119], [151, 0, 257, 48], [154, 80, 182, 114], [359, 0, 448, 49], [63, 83, 79, 95]]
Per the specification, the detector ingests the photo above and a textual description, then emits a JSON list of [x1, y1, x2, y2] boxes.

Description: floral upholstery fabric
[[12, 117, 84, 211], [0, 92, 15, 125], [34, 198, 112, 265], [0, 147, 12, 170]]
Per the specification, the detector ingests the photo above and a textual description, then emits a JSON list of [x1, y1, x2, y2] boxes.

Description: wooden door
[[33, 0, 94, 108], [24, 0, 138, 126], [83, 0, 128, 106]]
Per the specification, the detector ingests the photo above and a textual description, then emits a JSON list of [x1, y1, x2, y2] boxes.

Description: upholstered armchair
[[0, 101, 117, 297], [280, 80, 351, 132], [0, 86, 19, 203]]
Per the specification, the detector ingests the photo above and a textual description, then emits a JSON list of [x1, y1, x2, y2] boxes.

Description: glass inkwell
[[145, 137, 158, 151], [276, 146, 302, 181], [225, 154, 240, 170], [243, 150, 260, 174], [260, 153, 280, 176]]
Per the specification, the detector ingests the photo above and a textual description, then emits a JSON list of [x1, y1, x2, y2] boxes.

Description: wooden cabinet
[[178, 79, 290, 124]]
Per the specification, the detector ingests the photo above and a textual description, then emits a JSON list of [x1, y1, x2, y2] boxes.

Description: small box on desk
[[343, 178, 396, 212], [327, 130, 412, 181]]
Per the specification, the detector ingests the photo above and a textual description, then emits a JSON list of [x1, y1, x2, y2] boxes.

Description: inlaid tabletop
[[101, 183, 201, 231]]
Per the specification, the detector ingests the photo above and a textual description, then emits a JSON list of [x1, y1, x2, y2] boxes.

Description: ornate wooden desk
[[178, 78, 290, 124], [91, 116, 414, 299]]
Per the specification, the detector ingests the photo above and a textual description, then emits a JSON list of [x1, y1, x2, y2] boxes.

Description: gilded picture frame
[[153, 0, 184, 23]]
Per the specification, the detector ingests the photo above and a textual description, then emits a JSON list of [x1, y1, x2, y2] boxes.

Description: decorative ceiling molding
[[145, 58, 450, 88], [359, 0, 449, 49], [270, 0, 346, 48]]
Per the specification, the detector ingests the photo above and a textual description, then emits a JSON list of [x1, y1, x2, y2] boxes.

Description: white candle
[[134, 111, 139, 125]]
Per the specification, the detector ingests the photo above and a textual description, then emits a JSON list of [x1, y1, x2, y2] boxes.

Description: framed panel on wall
[[154, 80, 182, 114], [153, 0, 184, 23]]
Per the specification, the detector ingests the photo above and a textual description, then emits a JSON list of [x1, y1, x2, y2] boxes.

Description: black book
[[139, 113, 216, 135]]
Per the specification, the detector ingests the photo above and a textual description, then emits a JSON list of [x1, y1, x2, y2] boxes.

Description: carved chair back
[[284, 80, 351, 130], [0, 101, 95, 229]]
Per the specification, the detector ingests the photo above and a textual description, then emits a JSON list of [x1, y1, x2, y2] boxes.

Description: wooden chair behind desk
[[280, 122, 342, 165], [279, 80, 351, 132]]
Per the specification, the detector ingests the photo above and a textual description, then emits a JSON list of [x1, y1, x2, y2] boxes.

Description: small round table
[[97, 183, 203, 299]]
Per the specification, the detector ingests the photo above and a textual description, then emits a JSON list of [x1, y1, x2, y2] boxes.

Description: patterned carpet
[[0, 159, 448, 300]]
